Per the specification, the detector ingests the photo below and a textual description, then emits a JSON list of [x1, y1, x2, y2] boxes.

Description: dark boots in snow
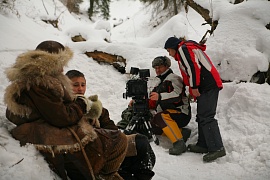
[[203, 147, 226, 162], [119, 169, 155, 180], [169, 139, 187, 155], [187, 144, 208, 153]]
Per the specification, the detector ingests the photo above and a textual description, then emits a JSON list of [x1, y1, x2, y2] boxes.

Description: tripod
[[124, 111, 159, 145]]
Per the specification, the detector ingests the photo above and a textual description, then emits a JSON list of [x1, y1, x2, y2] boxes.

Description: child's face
[[70, 77, 86, 95]]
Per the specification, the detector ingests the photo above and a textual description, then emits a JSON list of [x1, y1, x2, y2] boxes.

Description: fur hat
[[35, 40, 65, 54], [152, 56, 171, 68], [164, 37, 181, 50]]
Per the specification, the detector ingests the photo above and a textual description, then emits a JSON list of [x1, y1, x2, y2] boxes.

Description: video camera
[[123, 67, 159, 145], [123, 67, 149, 98], [123, 67, 150, 114]]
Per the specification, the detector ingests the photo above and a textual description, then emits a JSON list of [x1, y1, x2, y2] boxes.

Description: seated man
[[4, 40, 127, 180], [118, 56, 191, 156], [66, 70, 156, 180]]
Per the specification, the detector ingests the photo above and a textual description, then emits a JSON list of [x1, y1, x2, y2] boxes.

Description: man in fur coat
[[4, 40, 127, 180]]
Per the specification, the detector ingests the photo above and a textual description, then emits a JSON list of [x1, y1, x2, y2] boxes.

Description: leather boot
[[187, 144, 208, 153], [203, 147, 226, 162], [169, 139, 187, 155]]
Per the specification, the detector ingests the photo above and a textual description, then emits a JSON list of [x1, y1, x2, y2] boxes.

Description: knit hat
[[152, 56, 171, 68], [164, 37, 181, 50], [35, 40, 65, 54]]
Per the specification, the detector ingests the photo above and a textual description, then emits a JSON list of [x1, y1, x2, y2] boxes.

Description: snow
[[0, 0, 270, 179]]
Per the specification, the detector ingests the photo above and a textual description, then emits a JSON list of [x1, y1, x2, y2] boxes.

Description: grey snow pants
[[196, 87, 224, 152]]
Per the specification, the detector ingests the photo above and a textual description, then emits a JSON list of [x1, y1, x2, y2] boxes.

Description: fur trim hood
[[4, 47, 74, 116], [5, 47, 73, 82]]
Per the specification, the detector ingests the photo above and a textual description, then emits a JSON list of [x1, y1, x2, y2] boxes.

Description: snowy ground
[[0, 0, 270, 179]]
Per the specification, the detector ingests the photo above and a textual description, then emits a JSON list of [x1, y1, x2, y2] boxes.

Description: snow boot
[[187, 144, 208, 153], [169, 139, 187, 155], [203, 147, 226, 162], [134, 169, 155, 180]]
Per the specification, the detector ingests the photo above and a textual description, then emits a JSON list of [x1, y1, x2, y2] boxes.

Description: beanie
[[164, 37, 181, 50], [35, 40, 65, 54], [152, 56, 171, 68]]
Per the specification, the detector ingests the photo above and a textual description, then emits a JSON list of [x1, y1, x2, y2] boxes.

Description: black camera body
[[123, 67, 149, 97], [123, 67, 150, 114], [124, 79, 147, 99], [123, 67, 159, 145]]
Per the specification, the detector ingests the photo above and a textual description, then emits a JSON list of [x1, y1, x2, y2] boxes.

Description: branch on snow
[[185, 0, 218, 44], [85, 51, 126, 74], [266, 23, 270, 30]]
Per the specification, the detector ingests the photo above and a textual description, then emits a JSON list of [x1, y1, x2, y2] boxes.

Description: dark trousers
[[118, 134, 155, 180], [196, 88, 224, 151]]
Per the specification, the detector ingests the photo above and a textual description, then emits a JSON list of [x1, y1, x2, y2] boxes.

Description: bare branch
[[9, 158, 24, 168], [186, 0, 213, 25], [41, 0, 49, 15]]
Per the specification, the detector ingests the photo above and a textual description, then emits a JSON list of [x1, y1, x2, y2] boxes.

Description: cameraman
[[66, 70, 155, 180], [149, 56, 191, 155], [119, 56, 191, 155], [117, 56, 191, 155]]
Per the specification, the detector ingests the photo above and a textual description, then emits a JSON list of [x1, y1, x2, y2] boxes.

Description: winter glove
[[75, 95, 92, 113], [84, 95, 103, 128], [148, 99, 157, 109]]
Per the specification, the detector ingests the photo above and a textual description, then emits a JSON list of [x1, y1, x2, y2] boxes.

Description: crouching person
[[66, 70, 156, 180], [4, 40, 127, 180], [118, 56, 191, 156], [149, 56, 192, 155]]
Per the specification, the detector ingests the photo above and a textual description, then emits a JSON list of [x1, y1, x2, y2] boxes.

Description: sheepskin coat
[[4, 47, 127, 180]]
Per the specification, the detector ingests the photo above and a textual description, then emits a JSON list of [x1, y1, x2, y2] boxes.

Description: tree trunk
[[85, 51, 126, 74], [186, 0, 218, 33], [173, 0, 178, 15], [163, 0, 168, 10], [186, 0, 212, 25], [85, 51, 126, 65], [88, 0, 94, 19]]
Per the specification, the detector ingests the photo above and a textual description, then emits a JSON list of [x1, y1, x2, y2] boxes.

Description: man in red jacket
[[164, 37, 226, 162]]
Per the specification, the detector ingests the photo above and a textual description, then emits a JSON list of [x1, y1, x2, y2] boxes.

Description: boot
[[169, 139, 187, 155], [187, 144, 208, 153], [134, 169, 155, 180], [203, 147, 226, 162], [117, 170, 137, 180], [182, 128, 191, 142]]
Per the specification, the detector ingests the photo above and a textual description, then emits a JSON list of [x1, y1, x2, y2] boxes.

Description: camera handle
[[124, 114, 159, 145]]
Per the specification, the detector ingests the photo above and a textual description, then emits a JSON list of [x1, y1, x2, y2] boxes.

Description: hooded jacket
[[4, 45, 127, 179], [175, 41, 223, 95]]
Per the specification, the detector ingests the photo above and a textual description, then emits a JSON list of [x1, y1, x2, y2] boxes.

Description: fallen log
[[85, 50, 126, 74]]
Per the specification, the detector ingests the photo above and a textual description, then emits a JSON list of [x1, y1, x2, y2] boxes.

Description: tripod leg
[[124, 116, 139, 135], [144, 121, 159, 145]]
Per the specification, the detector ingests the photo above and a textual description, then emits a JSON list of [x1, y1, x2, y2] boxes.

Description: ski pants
[[196, 87, 224, 152]]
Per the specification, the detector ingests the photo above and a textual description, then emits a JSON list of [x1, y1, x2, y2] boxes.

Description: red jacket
[[174, 41, 223, 97]]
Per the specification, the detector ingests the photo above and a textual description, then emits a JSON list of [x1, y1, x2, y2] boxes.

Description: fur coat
[[4, 47, 127, 180]]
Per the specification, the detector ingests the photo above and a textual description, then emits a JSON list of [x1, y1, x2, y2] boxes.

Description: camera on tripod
[[123, 67, 149, 99], [123, 67, 159, 145], [123, 67, 150, 114]]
